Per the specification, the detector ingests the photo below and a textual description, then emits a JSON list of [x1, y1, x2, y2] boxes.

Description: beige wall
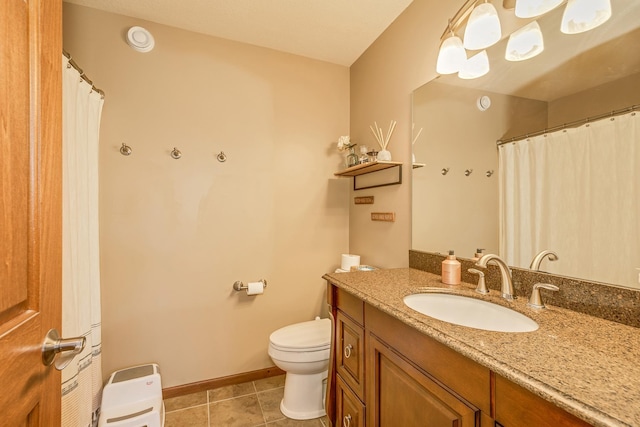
[[412, 82, 548, 258], [63, 4, 350, 387], [549, 72, 640, 127], [348, 0, 460, 268]]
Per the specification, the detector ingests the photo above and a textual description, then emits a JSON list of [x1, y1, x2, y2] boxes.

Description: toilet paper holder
[[233, 279, 267, 292]]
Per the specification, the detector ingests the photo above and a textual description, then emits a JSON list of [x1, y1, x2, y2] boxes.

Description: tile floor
[[163, 375, 330, 427]]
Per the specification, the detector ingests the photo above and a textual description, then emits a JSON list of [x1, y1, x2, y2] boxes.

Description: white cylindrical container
[[341, 254, 360, 271]]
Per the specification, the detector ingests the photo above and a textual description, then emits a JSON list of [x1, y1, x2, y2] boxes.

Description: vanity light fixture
[[437, 0, 615, 77], [505, 21, 544, 61], [458, 50, 490, 79], [514, 0, 563, 18], [436, 23, 467, 74], [561, 0, 612, 34], [463, 1, 502, 50]]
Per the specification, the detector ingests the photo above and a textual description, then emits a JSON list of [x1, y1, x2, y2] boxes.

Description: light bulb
[[458, 50, 490, 79], [436, 35, 467, 74], [561, 0, 612, 34], [515, 0, 563, 18], [464, 2, 502, 50], [505, 21, 544, 61]]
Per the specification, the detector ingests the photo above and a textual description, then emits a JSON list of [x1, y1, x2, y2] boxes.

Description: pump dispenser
[[471, 248, 485, 262], [442, 250, 461, 285]]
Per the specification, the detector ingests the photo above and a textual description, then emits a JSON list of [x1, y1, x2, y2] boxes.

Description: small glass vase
[[345, 147, 359, 168]]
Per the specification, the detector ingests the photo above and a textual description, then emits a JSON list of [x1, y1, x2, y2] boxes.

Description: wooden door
[[0, 0, 63, 425]]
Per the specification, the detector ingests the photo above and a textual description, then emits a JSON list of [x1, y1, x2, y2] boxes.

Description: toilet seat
[[269, 318, 330, 352]]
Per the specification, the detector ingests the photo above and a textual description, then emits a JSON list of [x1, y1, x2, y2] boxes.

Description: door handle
[[42, 328, 86, 370]]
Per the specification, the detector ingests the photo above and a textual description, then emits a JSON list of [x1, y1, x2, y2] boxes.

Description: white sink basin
[[403, 292, 538, 333]]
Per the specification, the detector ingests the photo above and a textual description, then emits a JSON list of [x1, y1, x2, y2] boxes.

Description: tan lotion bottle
[[442, 250, 461, 285]]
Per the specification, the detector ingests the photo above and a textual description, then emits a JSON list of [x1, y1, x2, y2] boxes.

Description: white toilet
[[268, 317, 331, 420]]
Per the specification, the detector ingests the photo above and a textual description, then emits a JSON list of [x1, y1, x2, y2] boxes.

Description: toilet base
[[279, 371, 327, 420]]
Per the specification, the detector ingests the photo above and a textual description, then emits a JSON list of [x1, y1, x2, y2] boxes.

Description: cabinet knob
[[344, 344, 353, 359], [343, 413, 352, 427]]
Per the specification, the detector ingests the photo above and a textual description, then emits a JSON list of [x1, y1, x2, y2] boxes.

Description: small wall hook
[[486, 170, 494, 177], [464, 169, 473, 176], [120, 143, 132, 156], [441, 167, 450, 175], [216, 151, 227, 162], [170, 147, 182, 159]]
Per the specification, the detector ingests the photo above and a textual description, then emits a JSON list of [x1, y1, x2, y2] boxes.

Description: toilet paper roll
[[246, 281, 264, 296], [341, 254, 361, 271]]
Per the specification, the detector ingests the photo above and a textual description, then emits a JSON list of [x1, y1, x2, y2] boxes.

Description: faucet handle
[[527, 283, 559, 309], [468, 268, 489, 295]]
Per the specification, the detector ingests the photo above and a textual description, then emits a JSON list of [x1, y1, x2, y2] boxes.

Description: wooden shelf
[[334, 161, 402, 177], [412, 163, 426, 169]]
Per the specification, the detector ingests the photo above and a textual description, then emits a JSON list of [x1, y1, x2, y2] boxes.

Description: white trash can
[[98, 363, 164, 427]]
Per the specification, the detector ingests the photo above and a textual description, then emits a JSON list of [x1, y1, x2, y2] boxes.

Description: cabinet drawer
[[336, 375, 365, 427], [336, 310, 365, 399], [336, 287, 364, 325], [495, 375, 591, 427]]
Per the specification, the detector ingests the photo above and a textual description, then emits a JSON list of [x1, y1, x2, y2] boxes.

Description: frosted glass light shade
[[561, 0, 612, 34], [464, 3, 502, 50], [458, 50, 490, 79], [436, 36, 467, 74], [506, 21, 544, 61], [515, 0, 563, 18]]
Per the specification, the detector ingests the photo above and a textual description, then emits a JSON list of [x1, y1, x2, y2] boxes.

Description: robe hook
[[120, 143, 132, 156], [170, 148, 182, 159]]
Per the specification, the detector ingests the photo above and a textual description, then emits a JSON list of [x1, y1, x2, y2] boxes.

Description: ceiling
[[63, 0, 414, 66]]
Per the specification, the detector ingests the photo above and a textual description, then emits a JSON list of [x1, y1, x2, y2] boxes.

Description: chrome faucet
[[529, 250, 559, 271], [475, 254, 516, 300]]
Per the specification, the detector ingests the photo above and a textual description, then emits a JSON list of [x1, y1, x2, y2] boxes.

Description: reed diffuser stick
[[412, 127, 423, 145], [369, 120, 397, 152]]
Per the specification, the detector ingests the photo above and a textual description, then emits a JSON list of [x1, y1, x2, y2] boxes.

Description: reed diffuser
[[369, 120, 396, 161]]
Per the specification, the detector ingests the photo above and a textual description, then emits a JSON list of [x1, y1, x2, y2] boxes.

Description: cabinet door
[[367, 334, 478, 427], [337, 310, 365, 399], [337, 375, 365, 427]]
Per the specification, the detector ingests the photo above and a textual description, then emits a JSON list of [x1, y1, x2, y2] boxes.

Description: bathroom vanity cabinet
[[327, 283, 591, 427]]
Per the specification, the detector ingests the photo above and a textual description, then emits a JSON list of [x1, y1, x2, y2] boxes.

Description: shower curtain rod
[[496, 103, 638, 146], [63, 50, 105, 98]]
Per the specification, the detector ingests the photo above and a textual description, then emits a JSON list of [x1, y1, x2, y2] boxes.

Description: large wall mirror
[[412, 0, 640, 289]]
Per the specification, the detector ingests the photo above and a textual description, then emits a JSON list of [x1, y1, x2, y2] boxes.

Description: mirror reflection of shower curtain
[[499, 111, 640, 288], [61, 55, 104, 426]]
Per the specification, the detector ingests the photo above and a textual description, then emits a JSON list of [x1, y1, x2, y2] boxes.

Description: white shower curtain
[[499, 111, 640, 287], [61, 54, 104, 427]]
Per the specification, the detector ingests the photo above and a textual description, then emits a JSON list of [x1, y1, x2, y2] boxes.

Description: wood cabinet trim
[[336, 310, 366, 400], [495, 375, 591, 427], [366, 333, 478, 427], [364, 303, 491, 414], [336, 287, 364, 325]]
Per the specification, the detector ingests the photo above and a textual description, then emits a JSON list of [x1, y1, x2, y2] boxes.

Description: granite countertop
[[323, 268, 640, 427]]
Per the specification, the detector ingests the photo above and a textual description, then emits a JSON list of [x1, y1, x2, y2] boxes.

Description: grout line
[[164, 402, 208, 414], [253, 380, 268, 425], [207, 389, 211, 427]]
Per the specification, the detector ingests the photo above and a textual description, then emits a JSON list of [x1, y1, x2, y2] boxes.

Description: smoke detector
[[126, 26, 155, 53]]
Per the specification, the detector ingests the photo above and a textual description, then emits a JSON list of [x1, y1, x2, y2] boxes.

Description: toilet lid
[[270, 318, 331, 351]]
